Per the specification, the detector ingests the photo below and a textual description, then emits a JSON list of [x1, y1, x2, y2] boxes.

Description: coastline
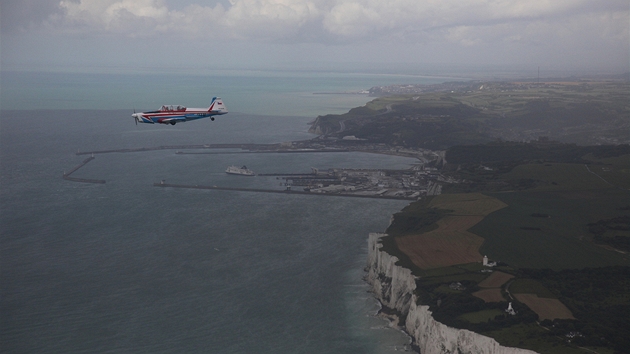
[[372, 302, 416, 352], [365, 233, 539, 354]]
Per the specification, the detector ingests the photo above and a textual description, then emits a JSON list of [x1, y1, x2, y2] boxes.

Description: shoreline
[[362, 270, 417, 353], [372, 300, 417, 352]]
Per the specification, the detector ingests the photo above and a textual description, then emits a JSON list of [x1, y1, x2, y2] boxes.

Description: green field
[[458, 309, 505, 323], [471, 188, 629, 270], [417, 265, 468, 278], [584, 154, 630, 190], [420, 272, 489, 286], [510, 279, 556, 298], [501, 163, 614, 191]]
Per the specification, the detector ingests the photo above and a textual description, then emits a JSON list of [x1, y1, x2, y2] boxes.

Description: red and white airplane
[[132, 97, 227, 125]]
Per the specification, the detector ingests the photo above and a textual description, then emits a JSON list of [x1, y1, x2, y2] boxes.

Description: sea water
[[1, 70, 450, 353], [0, 70, 453, 116]]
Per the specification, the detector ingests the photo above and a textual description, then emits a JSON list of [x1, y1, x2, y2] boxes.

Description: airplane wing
[[158, 116, 188, 124]]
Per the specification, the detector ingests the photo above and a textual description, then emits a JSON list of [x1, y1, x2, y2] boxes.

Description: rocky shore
[[366, 233, 538, 354]]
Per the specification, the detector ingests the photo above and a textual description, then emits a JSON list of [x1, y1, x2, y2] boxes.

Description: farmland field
[[428, 192, 508, 215], [458, 309, 505, 323], [472, 288, 505, 303], [395, 193, 508, 269], [512, 294, 575, 321], [472, 271, 513, 303], [471, 188, 630, 269], [501, 163, 614, 191], [395, 225, 484, 269], [419, 272, 488, 286], [510, 279, 556, 298], [478, 271, 514, 288], [584, 154, 630, 189]]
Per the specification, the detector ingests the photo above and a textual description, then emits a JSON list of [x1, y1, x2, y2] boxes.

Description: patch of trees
[[587, 216, 630, 252], [446, 141, 630, 165], [390, 102, 480, 118], [519, 266, 630, 352], [311, 101, 492, 149], [345, 116, 488, 150], [386, 199, 450, 237], [442, 166, 541, 193], [492, 100, 621, 131], [442, 142, 629, 193], [591, 144, 630, 158]]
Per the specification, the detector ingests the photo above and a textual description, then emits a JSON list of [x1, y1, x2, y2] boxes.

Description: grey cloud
[[0, 0, 64, 34], [1, 0, 627, 72]]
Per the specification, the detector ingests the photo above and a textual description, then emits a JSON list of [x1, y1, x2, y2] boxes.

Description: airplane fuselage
[[132, 97, 227, 125]]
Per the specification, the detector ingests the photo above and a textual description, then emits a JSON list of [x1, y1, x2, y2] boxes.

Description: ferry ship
[[225, 165, 255, 176]]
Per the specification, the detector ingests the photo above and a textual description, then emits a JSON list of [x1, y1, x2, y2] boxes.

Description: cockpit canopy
[[160, 105, 186, 112]]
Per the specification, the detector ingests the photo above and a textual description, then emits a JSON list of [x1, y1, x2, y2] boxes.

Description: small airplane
[[131, 97, 227, 125]]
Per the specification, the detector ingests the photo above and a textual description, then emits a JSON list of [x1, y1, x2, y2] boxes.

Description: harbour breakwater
[[62, 145, 424, 200], [62, 156, 106, 184], [153, 182, 416, 201], [75, 144, 280, 155], [75, 143, 348, 156], [366, 233, 538, 354]]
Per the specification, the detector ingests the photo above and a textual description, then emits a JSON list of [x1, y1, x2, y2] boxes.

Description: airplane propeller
[[133, 108, 138, 125]]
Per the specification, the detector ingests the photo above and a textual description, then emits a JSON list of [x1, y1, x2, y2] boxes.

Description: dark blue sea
[[1, 71, 450, 353]]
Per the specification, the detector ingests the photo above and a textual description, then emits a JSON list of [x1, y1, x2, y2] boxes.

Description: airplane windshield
[[160, 105, 186, 111]]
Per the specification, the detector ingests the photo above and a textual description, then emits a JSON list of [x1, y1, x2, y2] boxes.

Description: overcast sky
[[1, 0, 628, 74]]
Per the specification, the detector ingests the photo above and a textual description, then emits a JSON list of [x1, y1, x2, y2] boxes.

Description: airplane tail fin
[[208, 97, 228, 114]]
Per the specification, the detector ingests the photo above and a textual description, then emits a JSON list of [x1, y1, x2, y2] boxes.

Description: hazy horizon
[[2, 1, 628, 75]]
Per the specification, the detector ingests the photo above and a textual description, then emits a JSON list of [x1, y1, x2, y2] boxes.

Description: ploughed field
[[394, 193, 507, 270], [395, 216, 485, 269], [512, 294, 575, 321]]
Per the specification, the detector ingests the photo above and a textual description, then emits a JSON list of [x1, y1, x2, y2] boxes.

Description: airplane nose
[[132, 113, 138, 118]]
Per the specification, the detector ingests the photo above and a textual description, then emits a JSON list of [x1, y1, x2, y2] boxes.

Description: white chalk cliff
[[366, 233, 538, 354]]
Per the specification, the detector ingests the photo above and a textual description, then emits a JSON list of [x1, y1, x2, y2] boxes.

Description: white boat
[[226, 165, 255, 176]]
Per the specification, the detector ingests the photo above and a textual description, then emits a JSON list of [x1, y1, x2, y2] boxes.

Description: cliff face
[[366, 233, 416, 314], [307, 117, 324, 135], [307, 116, 336, 135], [366, 233, 538, 354], [308, 116, 348, 136]]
